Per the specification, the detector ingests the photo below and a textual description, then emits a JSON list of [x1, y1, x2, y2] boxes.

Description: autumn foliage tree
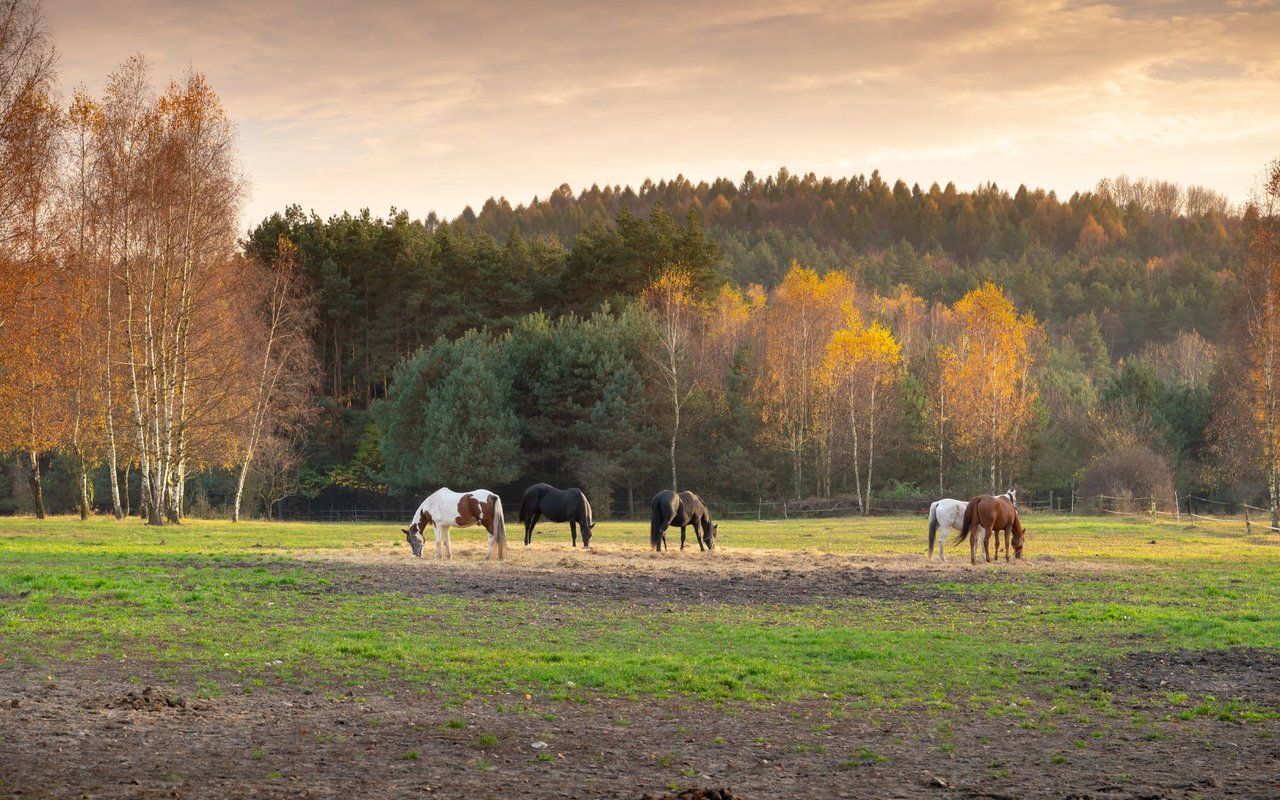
[[822, 318, 903, 514], [945, 283, 1039, 491], [753, 265, 854, 497], [1213, 160, 1280, 526]]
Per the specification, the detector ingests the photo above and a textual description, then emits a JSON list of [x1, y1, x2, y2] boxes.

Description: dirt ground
[[2, 541, 1277, 799]]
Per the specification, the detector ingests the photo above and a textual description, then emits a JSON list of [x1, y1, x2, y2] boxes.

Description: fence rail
[[283, 492, 1280, 533]]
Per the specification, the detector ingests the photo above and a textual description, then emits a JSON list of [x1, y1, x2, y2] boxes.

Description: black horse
[[519, 483, 595, 548], [650, 490, 718, 552]]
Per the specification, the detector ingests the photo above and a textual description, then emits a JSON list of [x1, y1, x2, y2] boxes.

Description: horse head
[[704, 522, 718, 550], [581, 521, 594, 549], [1012, 519, 1026, 559], [403, 520, 426, 557]]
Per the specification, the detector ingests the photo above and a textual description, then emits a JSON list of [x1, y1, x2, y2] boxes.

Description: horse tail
[[650, 497, 664, 550], [517, 485, 536, 523], [953, 500, 975, 547], [493, 495, 507, 560], [927, 502, 940, 558]]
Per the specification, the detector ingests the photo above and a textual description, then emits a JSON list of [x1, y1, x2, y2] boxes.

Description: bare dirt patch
[[2, 660, 1277, 799], [283, 540, 1110, 607], [1105, 648, 1280, 707]]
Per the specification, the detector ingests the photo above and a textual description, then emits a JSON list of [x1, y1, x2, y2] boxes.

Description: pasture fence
[[284, 492, 1280, 534]]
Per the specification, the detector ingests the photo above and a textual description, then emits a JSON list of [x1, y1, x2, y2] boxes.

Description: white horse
[[927, 499, 968, 561], [928, 489, 1015, 560], [403, 488, 508, 561]]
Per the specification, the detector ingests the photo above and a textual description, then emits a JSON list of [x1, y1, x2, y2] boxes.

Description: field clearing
[[1, 513, 1278, 798]]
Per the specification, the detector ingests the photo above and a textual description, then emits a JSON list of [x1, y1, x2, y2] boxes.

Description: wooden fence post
[[1244, 505, 1252, 534], [1187, 495, 1195, 525], [758, 498, 763, 521], [1174, 492, 1180, 523], [1150, 497, 1156, 522]]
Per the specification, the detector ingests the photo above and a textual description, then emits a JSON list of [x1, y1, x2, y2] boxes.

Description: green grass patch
[[1, 515, 1278, 712]]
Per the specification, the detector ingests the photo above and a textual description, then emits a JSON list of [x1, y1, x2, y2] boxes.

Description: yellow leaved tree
[[946, 283, 1039, 492], [822, 318, 903, 514], [753, 264, 855, 498]]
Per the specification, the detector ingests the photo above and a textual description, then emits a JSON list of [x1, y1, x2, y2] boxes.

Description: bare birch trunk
[[27, 449, 44, 519]]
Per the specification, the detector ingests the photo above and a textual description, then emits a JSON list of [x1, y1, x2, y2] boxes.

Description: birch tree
[[753, 265, 853, 498], [946, 283, 1039, 491], [232, 235, 319, 522], [823, 319, 903, 514], [643, 269, 700, 491]]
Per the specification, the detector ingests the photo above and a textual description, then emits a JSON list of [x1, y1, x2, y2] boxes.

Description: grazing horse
[[954, 493, 1025, 565], [650, 490, 718, 552], [927, 499, 969, 561], [519, 483, 595, 548], [402, 488, 508, 561]]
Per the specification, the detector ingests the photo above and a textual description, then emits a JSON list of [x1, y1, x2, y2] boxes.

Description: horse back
[[519, 483, 553, 522], [676, 490, 708, 524]]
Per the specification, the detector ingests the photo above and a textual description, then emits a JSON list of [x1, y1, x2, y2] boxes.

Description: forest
[[223, 166, 1265, 520], [3, 0, 1280, 522]]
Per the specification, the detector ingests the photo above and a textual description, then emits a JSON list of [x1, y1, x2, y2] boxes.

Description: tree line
[[5, 0, 1280, 524], [0, 1, 315, 523]]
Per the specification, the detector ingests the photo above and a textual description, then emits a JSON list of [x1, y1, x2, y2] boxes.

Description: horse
[[926, 499, 969, 561], [402, 487, 508, 561], [650, 490, 718, 552], [927, 489, 1014, 560], [953, 493, 1025, 565], [519, 483, 595, 548]]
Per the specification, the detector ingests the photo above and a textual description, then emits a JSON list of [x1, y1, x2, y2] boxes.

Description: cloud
[[39, 0, 1280, 226]]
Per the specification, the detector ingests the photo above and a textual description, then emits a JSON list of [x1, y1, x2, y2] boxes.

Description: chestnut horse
[[954, 494, 1025, 565]]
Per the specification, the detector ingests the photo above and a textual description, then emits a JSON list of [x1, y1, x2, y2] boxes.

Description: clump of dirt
[[79, 685, 186, 711], [640, 788, 745, 800]]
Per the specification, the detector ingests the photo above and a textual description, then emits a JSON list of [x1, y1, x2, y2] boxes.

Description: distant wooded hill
[[227, 168, 1244, 517]]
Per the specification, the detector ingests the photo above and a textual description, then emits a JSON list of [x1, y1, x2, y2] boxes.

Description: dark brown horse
[[954, 494, 1025, 565]]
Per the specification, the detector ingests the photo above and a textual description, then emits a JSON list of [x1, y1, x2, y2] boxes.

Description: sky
[[42, 0, 1280, 232]]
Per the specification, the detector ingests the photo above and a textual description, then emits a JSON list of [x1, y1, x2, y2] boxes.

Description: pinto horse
[[403, 487, 507, 561], [519, 483, 595, 548], [650, 490, 718, 552], [954, 493, 1025, 565]]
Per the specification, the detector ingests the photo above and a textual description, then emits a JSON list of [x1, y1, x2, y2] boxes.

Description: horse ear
[[401, 528, 409, 535]]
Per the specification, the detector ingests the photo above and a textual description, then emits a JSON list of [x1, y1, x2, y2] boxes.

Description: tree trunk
[[76, 449, 91, 520], [27, 450, 45, 519], [121, 464, 131, 518], [232, 457, 252, 523], [865, 383, 877, 516], [850, 406, 863, 515]]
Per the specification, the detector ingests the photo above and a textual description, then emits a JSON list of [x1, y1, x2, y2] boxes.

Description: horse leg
[[696, 520, 705, 551], [484, 521, 496, 561], [434, 524, 443, 560], [524, 510, 540, 546], [570, 520, 578, 547], [442, 525, 452, 560], [680, 524, 688, 550]]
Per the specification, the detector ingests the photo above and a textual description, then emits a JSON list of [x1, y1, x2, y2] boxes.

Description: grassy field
[[1, 513, 1277, 718]]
